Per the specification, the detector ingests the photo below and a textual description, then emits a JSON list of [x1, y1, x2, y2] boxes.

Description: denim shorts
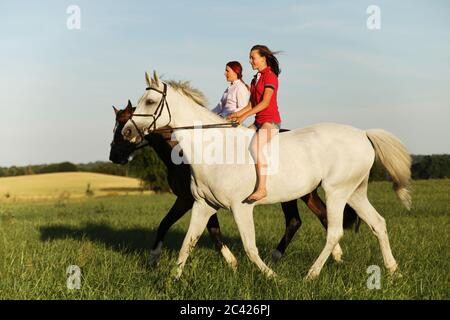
[[254, 121, 281, 131]]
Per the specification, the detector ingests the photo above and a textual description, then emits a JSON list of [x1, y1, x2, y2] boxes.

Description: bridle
[[129, 82, 172, 141], [128, 82, 240, 142]]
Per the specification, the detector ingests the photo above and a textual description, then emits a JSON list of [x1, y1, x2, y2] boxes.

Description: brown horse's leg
[[206, 213, 224, 252], [302, 189, 328, 228], [273, 200, 302, 262], [272, 191, 326, 263], [302, 188, 359, 230], [273, 189, 355, 263], [149, 197, 193, 266], [302, 188, 358, 262], [206, 211, 238, 270]]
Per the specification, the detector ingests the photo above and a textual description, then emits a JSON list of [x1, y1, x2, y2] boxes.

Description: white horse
[[122, 71, 412, 280]]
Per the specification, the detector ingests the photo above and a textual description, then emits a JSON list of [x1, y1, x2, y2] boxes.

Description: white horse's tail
[[366, 129, 412, 210]]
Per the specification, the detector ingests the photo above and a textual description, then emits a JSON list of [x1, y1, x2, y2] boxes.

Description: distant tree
[[77, 161, 128, 176], [128, 148, 169, 191], [6, 166, 25, 176], [427, 155, 450, 179], [37, 162, 78, 174], [369, 154, 450, 181], [369, 159, 388, 182], [412, 156, 432, 179], [25, 166, 35, 175], [411, 155, 449, 179]]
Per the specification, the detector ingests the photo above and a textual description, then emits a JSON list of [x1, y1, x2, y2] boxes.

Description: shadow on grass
[[38, 222, 247, 259]]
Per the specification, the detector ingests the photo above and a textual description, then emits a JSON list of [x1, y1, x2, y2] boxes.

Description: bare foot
[[247, 188, 267, 202]]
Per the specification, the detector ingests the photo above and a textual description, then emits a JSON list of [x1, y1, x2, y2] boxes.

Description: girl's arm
[[228, 102, 252, 119], [236, 84, 250, 110], [212, 89, 228, 115], [211, 100, 223, 115], [240, 88, 274, 119], [211, 105, 221, 115]]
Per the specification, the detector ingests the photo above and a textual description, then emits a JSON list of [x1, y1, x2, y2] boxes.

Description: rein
[[131, 122, 239, 152]]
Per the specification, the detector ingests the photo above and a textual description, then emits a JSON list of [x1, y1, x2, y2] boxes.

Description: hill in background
[[0, 172, 152, 203]]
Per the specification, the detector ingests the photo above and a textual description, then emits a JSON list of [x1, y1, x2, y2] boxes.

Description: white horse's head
[[122, 70, 171, 143]]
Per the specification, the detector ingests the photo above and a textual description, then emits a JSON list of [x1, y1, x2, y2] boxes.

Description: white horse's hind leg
[[220, 245, 238, 271], [232, 204, 276, 278], [331, 244, 344, 263], [174, 201, 216, 280], [306, 192, 348, 280], [348, 179, 398, 274]]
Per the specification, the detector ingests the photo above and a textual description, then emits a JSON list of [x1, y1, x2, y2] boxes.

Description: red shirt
[[250, 66, 281, 124]]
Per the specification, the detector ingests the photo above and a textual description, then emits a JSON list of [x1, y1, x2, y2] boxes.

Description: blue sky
[[0, 0, 449, 166]]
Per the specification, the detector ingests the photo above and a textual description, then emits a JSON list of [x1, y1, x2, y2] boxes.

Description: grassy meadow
[[0, 179, 448, 299]]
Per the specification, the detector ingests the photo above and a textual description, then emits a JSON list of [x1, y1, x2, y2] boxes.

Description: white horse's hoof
[[331, 246, 343, 263], [271, 249, 283, 264], [334, 257, 344, 264], [390, 271, 403, 279], [221, 245, 238, 271], [387, 264, 402, 278], [305, 269, 320, 281], [387, 263, 398, 274], [172, 266, 184, 281], [229, 258, 238, 271]]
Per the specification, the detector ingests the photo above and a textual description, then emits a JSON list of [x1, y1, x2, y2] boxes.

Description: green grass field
[[0, 180, 448, 299]]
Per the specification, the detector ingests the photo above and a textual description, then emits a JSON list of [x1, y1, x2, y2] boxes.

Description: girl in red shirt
[[229, 45, 282, 202]]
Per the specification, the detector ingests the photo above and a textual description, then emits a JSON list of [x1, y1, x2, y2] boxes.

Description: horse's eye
[[146, 100, 155, 106]]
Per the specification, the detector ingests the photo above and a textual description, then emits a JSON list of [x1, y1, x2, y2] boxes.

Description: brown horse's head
[[109, 100, 136, 164]]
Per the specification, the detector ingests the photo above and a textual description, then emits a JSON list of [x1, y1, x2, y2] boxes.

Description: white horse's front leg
[[175, 201, 216, 280], [232, 203, 276, 278]]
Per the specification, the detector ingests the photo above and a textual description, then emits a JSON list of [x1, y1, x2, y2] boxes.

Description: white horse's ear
[[145, 71, 152, 87], [153, 70, 160, 87]]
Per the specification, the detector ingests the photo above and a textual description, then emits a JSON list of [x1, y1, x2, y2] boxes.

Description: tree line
[[1, 153, 449, 191]]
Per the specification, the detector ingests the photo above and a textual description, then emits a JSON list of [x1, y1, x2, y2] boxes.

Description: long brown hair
[[226, 61, 249, 90], [251, 45, 281, 77]]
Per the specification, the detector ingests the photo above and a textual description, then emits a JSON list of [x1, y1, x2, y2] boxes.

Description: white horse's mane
[[166, 80, 209, 108], [164, 77, 229, 124]]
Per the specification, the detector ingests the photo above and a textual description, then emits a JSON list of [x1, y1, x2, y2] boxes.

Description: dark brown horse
[[109, 100, 358, 268]]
